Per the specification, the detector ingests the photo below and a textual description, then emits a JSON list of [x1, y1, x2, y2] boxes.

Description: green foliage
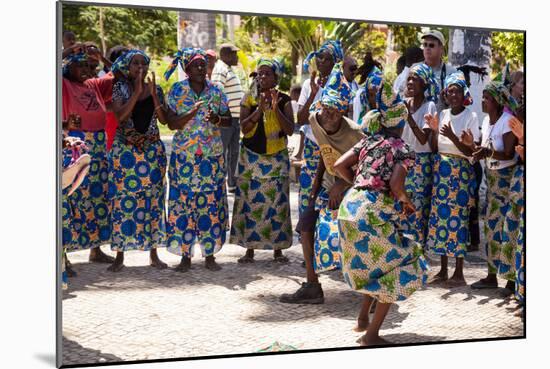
[[349, 25, 387, 61], [62, 4, 177, 57], [233, 25, 293, 93], [491, 31, 525, 75], [389, 25, 421, 54]]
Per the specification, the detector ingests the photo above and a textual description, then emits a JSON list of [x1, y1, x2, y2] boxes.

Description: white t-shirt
[[401, 100, 436, 153], [438, 107, 480, 158], [481, 111, 517, 170], [393, 66, 409, 97], [297, 78, 323, 144], [352, 87, 364, 124]]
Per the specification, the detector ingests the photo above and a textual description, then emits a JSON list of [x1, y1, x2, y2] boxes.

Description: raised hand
[[460, 129, 475, 147], [86, 45, 102, 61], [133, 69, 144, 95], [310, 70, 320, 96], [66, 113, 81, 131], [424, 112, 439, 131], [146, 71, 157, 96], [270, 89, 280, 111], [473, 146, 490, 162], [509, 116, 524, 142], [440, 123, 455, 140], [259, 91, 271, 112], [515, 144, 525, 161], [401, 199, 416, 216]]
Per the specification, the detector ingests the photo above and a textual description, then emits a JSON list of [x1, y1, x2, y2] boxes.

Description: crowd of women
[[60, 29, 525, 346]]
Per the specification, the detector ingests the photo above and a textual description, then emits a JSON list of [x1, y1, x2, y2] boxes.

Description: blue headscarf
[[444, 71, 473, 106], [62, 52, 88, 78], [358, 66, 384, 112], [303, 40, 344, 74], [314, 62, 353, 114], [164, 47, 208, 81], [409, 63, 439, 103], [110, 49, 150, 79], [257, 57, 284, 77]]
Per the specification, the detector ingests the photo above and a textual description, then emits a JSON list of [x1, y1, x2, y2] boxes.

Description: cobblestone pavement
[[62, 138, 522, 366]]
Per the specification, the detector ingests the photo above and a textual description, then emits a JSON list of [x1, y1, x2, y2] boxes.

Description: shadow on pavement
[[379, 332, 447, 345], [62, 258, 309, 297], [62, 336, 122, 366]]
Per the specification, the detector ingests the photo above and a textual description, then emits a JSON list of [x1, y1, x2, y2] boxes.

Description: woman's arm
[[333, 148, 359, 185], [425, 112, 439, 153], [389, 163, 415, 215], [310, 158, 326, 203], [111, 72, 144, 123], [297, 73, 320, 125], [164, 102, 203, 130], [240, 93, 264, 135], [275, 97, 295, 136]]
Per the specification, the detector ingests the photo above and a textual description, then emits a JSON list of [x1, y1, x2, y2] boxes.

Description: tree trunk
[[177, 11, 217, 80], [448, 28, 492, 127], [98, 7, 107, 56], [291, 47, 298, 77]]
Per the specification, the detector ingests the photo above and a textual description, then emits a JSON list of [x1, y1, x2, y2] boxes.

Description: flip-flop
[[67, 163, 90, 196]]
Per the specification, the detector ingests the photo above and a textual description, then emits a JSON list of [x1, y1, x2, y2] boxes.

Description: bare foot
[[238, 249, 254, 263], [273, 249, 289, 263], [205, 256, 222, 271], [89, 248, 115, 263], [429, 271, 448, 285], [353, 318, 369, 332], [359, 334, 391, 346], [107, 260, 125, 272], [445, 275, 467, 288], [65, 262, 77, 277], [175, 257, 191, 273], [150, 250, 167, 270]]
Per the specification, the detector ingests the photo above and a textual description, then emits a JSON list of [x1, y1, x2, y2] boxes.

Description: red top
[[62, 74, 113, 131]]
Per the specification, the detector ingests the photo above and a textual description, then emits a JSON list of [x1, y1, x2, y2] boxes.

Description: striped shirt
[[211, 60, 243, 118]]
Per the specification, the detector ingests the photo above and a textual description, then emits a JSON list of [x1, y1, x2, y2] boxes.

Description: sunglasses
[[422, 42, 438, 49]]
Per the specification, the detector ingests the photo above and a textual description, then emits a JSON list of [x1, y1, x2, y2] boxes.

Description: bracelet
[[489, 148, 495, 159], [518, 143, 525, 147]]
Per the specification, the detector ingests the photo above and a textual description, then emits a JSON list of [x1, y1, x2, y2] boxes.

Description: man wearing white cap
[[417, 29, 456, 112]]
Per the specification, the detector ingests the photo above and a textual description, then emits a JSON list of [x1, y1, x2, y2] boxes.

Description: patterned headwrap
[[62, 52, 88, 78], [257, 57, 284, 77], [358, 66, 384, 113], [303, 40, 344, 74], [164, 47, 208, 81], [409, 63, 439, 103], [361, 81, 408, 135], [484, 81, 518, 113], [316, 62, 353, 114], [444, 71, 473, 106], [110, 49, 150, 79]]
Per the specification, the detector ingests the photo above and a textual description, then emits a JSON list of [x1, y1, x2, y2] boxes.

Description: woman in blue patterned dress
[[402, 63, 438, 249], [508, 106, 525, 313], [107, 50, 168, 272], [425, 72, 480, 287], [163, 48, 232, 272], [62, 52, 115, 275], [468, 82, 519, 294], [334, 81, 428, 346], [230, 58, 295, 262]]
